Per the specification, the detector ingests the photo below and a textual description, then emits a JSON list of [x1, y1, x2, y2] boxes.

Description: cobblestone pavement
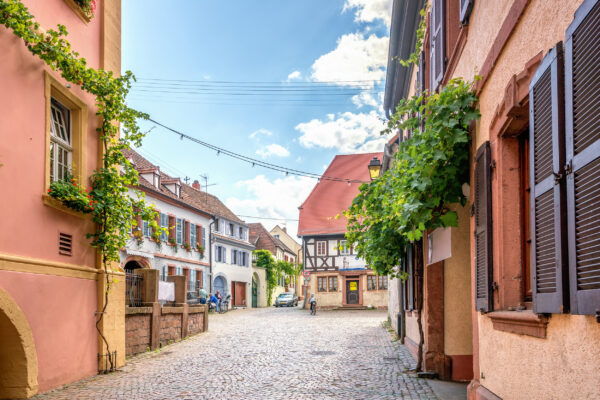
[[34, 308, 437, 400]]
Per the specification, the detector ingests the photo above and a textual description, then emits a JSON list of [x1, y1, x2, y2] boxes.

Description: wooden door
[[346, 280, 359, 304], [234, 282, 246, 306]]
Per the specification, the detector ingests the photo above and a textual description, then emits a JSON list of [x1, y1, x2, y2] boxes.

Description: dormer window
[[153, 172, 160, 188], [229, 223, 234, 237], [162, 178, 182, 198], [214, 219, 219, 232]]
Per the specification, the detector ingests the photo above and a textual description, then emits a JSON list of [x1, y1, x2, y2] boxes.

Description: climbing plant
[[253, 250, 278, 306], [344, 78, 480, 278], [0, 0, 158, 370]]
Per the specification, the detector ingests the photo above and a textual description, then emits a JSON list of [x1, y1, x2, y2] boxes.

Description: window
[[316, 241, 326, 256], [202, 227, 206, 257], [232, 249, 238, 265], [160, 213, 169, 241], [176, 218, 183, 244], [274, 234, 280, 239], [339, 240, 350, 255], [190, 223, 197, 247], [378, 276, 388, 290], [367, 275, 377, 291], [328, 276, 338, 292], [49, 99, 72, 182], [214, 219, 219, 232], [229, 223, 234, 236], [239, 227, 243, 239], [318, 277, 327, 292], [196, 270, 203, 289], [142, 220, 151, 237], [176, 266, 182, 276]]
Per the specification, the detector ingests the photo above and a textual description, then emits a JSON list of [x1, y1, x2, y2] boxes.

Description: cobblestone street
[[34, 308, 437, 400]]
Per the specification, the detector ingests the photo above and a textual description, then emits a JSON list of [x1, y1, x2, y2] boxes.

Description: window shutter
[[474, 141, 493, 312], [184, 219, 190, 245], [429, 0, 446, 91], [459, 0, 474, 25], [168, 215, 175, 241], [565, 0, 600, 315], [529, 43, 569, 314]]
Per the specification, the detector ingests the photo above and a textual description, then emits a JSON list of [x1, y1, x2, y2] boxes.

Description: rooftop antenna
[[199, 173, 217, 203]]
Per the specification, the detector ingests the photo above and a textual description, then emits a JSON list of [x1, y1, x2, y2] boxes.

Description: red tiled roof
[[123, 148, 243, 223], [297, 152, 383, 237]]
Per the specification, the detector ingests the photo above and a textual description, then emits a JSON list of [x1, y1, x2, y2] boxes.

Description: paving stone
[[33, 308, 437, 400]]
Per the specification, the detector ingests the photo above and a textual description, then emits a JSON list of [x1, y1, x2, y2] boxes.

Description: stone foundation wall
[[125, 310, 152, 356], [125, 304, 208, 357]]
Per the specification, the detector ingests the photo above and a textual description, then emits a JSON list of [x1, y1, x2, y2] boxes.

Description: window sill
[[63, 0, 92, 23], [487, 310, 549, 339], [42, 194, 90, 219]]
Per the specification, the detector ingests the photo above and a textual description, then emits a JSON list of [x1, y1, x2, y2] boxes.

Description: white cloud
[[287, 70, 302, 81], [226, 175, 316, 239], [249, 128, 273, 139], [295, 156, 302, 162], [295, 110, 387, 154], [310, 33, 388, 86], [351, 91, 384, 108], [256, 144, 290, 158], [343, 0, 393, 26]]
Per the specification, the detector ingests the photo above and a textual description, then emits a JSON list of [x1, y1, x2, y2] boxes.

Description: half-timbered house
[[298, 153, 388, 309]]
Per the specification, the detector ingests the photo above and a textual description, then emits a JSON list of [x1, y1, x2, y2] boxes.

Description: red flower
[[48, 188, 52, 193]]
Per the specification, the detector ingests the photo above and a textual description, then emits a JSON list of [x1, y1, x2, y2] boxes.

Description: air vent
[[59, 233, 72, 256]]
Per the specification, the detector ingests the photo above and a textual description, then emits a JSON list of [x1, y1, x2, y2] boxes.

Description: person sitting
[[199, 295, 207, 305], [209, 293, 219, 312]]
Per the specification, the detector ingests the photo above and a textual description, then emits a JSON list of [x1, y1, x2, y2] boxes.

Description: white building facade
[[211, 216, 254, 308]]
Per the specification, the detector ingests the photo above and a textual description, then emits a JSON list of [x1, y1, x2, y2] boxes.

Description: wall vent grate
[[59, 233, 72, 256]]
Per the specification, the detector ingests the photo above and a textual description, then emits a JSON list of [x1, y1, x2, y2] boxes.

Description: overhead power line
[[146, 117, 370, 184]]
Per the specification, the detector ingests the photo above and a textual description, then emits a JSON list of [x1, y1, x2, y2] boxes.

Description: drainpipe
[[398, 269, 406, 343], [209, 219, 214, 293]]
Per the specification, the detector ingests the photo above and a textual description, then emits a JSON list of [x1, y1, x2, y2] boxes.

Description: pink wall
[[0, 270, 97, 393], [0, 0, 103, 267]]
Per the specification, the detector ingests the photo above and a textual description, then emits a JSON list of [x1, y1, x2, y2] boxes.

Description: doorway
[[252, 275, 258, 307], [346, 279, 359, 304]]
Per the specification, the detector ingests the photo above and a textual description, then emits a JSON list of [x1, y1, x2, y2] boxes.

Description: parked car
[[275, 292, 298, 307]]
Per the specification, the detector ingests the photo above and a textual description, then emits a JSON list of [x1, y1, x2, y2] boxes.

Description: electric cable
[[146, 117, 375, 184]]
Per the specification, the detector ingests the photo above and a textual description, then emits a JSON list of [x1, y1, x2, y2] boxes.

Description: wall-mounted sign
[[427, 227, 452, 265], [349, 281, 358, 291]]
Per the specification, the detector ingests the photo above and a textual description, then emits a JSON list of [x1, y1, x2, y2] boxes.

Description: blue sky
[[122, 0, 392, 239]]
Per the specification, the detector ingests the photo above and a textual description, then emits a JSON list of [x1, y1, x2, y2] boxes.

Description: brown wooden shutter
[[168, 215, 175, 241], [459, 0, 474, 25], [529, 43, 569, 314], [430, 0, 446, 91], [564, 0, 600, 315], [474, 141, 493, 312]]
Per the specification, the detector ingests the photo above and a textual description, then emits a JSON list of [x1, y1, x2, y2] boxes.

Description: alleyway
[[34, 308, 439, 399]]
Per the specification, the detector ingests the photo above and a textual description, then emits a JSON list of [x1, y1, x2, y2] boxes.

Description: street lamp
[[368, 156, 382, 180]]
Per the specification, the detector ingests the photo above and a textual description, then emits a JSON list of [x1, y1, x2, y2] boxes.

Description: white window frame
[[50, 99, 72, 182], [176, 218, 183, 244], [340, 240, 350, 255], [142, 220, 151, 237], [160, 213, 169, 241], [316, 241, 327, 256], [190, 223, 197, 246]]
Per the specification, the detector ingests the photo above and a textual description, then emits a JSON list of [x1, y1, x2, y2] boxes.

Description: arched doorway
[[124, 260, 144, 273], [0, 288, 38, 399], [252, 273, 259, 308], [214, 275, 227, 297]]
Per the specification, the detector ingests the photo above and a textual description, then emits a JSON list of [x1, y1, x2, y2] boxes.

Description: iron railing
[[98, 350, 117, 374], [125, 272, 143, 307]]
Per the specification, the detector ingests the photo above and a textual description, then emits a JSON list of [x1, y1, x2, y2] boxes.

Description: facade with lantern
[[298, 153, 388, 309]]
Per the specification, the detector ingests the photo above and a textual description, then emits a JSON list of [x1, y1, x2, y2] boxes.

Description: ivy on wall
[[0, 0, 160, 370], [344, 78, 480, 278]]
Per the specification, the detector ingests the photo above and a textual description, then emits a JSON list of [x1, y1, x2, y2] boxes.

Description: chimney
[[283, 227, 287, 233], [192, 180, 201, 190]]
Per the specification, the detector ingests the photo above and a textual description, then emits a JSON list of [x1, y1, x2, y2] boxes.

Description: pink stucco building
[[0, 1, 123, 397]]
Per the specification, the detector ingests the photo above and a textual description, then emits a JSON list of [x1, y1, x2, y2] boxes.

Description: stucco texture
[[478, 314, 600, 399], [0, 270, 97, 394], [444, 204, 472, 356], [454, 0, 583, 149]]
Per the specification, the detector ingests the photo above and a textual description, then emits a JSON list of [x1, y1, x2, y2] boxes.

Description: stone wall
[[125, 304, 208, 357], [159, 311, 182, 347], [125, 309, 152, 357]]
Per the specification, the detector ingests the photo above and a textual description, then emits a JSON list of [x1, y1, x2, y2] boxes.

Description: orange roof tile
[[297, 152, 383, 237]]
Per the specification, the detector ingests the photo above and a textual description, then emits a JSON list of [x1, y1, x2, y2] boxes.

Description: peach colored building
[[385, 0, 600, 398], [0, 1, 123, 397]]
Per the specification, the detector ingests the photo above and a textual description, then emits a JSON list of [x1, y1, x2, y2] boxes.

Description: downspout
[[209, 219, 214, 293]]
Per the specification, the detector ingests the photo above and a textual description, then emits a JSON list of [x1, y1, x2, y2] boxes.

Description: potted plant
[[182, 242, 192, 252], [196, 243, 205, 256], [132, 230, 144, 246], [73, 0, 97, 19], [168, 238, 178, 253], [48, 173, 96, 214]]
